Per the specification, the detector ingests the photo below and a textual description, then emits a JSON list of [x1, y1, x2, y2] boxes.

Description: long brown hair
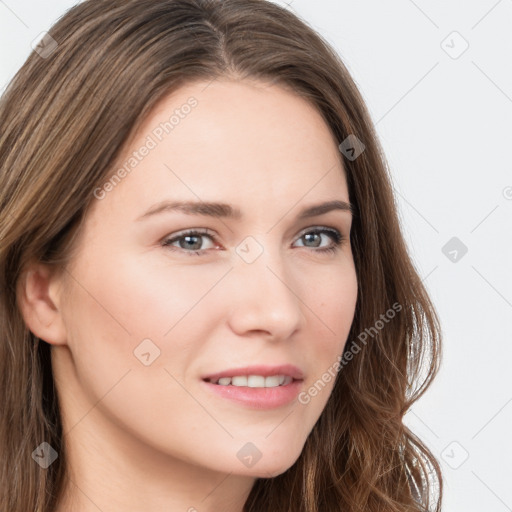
[[0, 0, 443, 510]]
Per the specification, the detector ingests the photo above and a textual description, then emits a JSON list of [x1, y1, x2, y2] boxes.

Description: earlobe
[[17, 263, 68, 346]]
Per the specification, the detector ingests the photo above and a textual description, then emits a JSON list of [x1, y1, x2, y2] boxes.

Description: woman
[[0, 0, 443, 510]]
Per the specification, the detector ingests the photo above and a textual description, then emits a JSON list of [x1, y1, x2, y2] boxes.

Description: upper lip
[[202, 364, 305, 382]]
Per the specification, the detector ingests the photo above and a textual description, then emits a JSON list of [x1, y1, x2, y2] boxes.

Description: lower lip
[[201, 379, 303, 409]]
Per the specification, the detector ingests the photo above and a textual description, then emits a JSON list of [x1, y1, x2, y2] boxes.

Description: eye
[[162, 229, 217, 255], [293, 227, 345, 254], [161, 227, 346, 256]]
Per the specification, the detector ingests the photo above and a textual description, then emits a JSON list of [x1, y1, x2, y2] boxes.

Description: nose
[[226, 245, 304, 341]]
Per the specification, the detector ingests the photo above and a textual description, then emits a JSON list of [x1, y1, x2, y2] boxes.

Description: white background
[[1, 1, 511, 510]]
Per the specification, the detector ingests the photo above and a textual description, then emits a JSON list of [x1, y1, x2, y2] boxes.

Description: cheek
[[308, 261, 358, 346], [107, 254, 229, 337], [68, 250, 224, 345], [60, 256, 221, 459], [61, 251, 230, 407], [296, 263, 357, 408]]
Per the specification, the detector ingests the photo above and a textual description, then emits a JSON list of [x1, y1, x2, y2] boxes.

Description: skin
[[18, 78, 358, 512]]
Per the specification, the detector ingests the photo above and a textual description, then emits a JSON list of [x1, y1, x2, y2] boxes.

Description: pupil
[[304, 233, 320, 247], [182, 235, 201, 250]]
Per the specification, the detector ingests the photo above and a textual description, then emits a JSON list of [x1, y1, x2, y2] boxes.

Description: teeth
[[264, 375, 281, 387], [231, 376, 247, 386], [247, 375, 265, 387], [210, 374, 294, 388]]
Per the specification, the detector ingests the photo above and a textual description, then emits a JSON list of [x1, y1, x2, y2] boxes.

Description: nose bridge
[[227, 237, 304, 339]]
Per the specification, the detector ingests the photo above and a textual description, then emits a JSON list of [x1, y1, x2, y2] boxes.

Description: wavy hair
[[0, 0, 443, 510]]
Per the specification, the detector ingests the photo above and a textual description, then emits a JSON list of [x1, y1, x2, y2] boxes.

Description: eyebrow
[[136, 199, 354, 221]]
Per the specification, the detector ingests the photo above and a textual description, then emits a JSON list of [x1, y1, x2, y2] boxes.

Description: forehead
[[93, 78, 349, 219]]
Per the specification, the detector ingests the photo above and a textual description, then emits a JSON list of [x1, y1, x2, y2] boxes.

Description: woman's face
[[53, 78, 358, 479]]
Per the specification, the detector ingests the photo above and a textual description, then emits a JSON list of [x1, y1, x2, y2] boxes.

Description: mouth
[[201, 364, 304, 409], [201, 364, 304, 387], [204, 374, 296, 387]]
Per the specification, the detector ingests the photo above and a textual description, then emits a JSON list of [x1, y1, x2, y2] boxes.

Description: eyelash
[[161, 227, 346, 257]]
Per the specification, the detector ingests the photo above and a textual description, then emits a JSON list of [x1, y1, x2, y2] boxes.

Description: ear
[[17, 263, 68, 345]]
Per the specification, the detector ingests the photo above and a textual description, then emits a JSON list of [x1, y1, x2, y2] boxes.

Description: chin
[[253, 461, 299, 479], [233, 450, 303, 479]]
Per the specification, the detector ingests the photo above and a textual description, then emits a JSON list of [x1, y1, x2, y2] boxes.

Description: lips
[[202, 364, 305, 383], [201, 364, 305, 409]]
